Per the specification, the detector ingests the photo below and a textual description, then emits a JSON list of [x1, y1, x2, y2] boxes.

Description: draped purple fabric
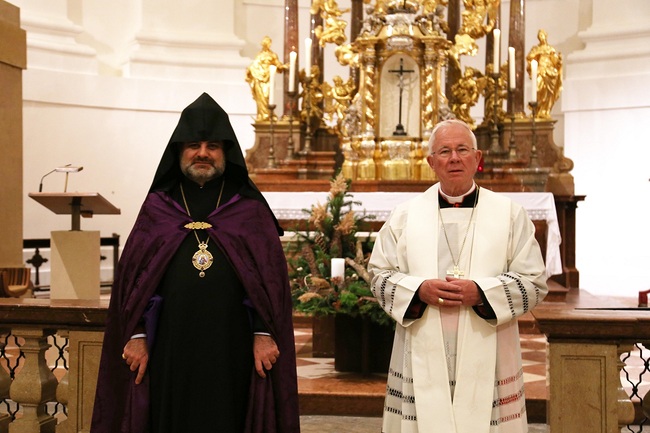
[[91, 192, 300, 433], [91, 93, 299, 432]]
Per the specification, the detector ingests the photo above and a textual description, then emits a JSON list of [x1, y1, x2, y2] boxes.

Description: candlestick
[[286, 90, 296, 160], [489, 71, 501, 153], [508, 47, 516, 90], [530, 59, 538, 103], [528, 101, 540, 167], [268, 65, 276, 106], [331, 258, 345, 281], [492, 29, 501, 73], [508, 88, 517, 159], [304, 38, 312, 78], [267, 103, 277, 168], [289, 51, 296, 92]]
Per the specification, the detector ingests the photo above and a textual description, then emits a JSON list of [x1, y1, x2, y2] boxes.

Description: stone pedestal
[[50, 231, 100, 300]]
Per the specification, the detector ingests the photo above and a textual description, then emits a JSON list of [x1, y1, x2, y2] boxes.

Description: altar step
[[293, 320, 549, 422]]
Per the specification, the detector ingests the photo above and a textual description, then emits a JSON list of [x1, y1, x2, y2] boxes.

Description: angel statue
[[451, 66, 484, 128], [322, 75, 357, 130], [460, 0, 499, 39], [312, 0, 349, 47], [527, 29, 563, 119], [299, 65, 324, 125], [245, 36, 287, 121]]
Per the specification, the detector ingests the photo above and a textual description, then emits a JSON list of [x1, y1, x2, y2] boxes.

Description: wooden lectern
[[29, 192, 120, 299]]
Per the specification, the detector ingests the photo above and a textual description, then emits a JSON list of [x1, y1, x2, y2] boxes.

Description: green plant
[[286, 173, 393, 327]]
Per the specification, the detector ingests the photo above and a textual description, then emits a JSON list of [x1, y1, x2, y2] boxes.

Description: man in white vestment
[[368, 119, 548, 433]]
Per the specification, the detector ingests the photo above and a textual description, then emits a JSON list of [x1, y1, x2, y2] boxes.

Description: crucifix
[[388, 57, 414, 136], [446, 266, 465, 279]]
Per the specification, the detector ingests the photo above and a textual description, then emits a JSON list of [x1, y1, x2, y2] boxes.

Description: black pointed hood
[[149, 93, 283, 234]]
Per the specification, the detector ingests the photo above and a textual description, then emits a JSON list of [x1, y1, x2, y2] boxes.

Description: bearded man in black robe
[[91, 93, 300, 433]]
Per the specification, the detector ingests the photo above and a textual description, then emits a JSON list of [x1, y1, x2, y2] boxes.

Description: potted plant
[[286, 173, 394, 373]]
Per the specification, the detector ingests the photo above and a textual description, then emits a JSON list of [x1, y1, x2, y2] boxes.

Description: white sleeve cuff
[[130, 333, 147, 340]]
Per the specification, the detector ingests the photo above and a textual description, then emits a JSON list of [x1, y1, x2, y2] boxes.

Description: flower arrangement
[[286, 173, 392, 327]]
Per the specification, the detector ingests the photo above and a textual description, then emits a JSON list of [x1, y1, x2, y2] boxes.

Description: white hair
[[427, 119, 478, 155]]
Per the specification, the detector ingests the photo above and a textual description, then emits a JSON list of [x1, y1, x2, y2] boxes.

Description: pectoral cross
[[388, 58, 414, 136], [446, 265, 465, 279]]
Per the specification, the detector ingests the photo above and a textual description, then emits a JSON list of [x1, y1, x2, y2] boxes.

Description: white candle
[[530, 59, 538, 103], [304, 37, 312, 78], [268, 65, 276, 106], [289, 51, 297, 92], [508, 47, 516, 90], [492, 29, 500, 73], [331, 258, 345, 281]]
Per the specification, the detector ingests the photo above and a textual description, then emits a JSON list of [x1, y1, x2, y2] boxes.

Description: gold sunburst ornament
[[180, 180, 225, 277], [184, 221, 213, 230]]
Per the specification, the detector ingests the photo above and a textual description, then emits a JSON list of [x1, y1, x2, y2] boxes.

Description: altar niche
[[382, 56, 418, 137]]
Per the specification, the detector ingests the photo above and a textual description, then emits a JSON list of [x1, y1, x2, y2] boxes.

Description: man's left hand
[[253, 334, 279, 378], [445, 277, 482, 306]]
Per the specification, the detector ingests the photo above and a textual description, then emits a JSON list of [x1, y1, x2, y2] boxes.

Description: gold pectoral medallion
[[192, 242, 213, 278], [180, 180, 225, 279]]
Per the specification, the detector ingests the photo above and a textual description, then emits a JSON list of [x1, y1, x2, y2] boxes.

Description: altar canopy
[[263, 191, 561, 278]]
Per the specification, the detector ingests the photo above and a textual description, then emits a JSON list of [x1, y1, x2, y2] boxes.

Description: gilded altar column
[[283, 0, 298, 117], [421, 37, 452, 133], [508, 0, 526, 116], [358, 39, 378, 135]]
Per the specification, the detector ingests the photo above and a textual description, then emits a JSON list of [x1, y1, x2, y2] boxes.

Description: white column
[[9, 0, 98, 73], [126, 0, 249, 81]]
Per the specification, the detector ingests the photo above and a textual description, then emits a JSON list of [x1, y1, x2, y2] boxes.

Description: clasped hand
[[123, 334, 280, 384], [418, 277, 482, 307]]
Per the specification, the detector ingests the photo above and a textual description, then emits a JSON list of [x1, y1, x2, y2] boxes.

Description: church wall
[[561, 0, 650, 297], [7, 0, 650, 297]]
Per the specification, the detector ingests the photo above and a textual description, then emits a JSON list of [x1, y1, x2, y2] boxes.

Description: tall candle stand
[[267, 103, 278, 169], [528, 101, 540, 168], [301, 87, 313, 155], [286, 91, 297, 160], [489, 71, 501, 153], [508, 89, 517, 159]]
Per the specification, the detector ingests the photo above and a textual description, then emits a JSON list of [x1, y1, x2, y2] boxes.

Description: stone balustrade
[[533, 303, 650, 432], [0, 298, 107, 433], [1, 297, 649, 432]]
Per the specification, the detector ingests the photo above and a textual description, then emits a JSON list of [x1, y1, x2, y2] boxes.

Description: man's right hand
[[122, 337, 149, 385]]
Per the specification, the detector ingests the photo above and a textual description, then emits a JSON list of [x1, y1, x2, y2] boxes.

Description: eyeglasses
[[432, 146, 475, 159]]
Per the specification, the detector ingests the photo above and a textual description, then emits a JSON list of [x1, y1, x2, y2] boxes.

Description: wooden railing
[[0, 298, 107, 433], [533, 304, 650, 433]]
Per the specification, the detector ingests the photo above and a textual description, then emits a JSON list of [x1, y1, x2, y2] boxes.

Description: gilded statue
[[341, 95, 363, 138], [417, 3, 448, 35], [526, 29, 563, 119], [459, 0, 499, 39], [299, 65, 324, 125], [385, 0, 420, 14], [322, 75, 356, 128], [312, 0, 349, 47], [335, 44, 359, 68], [311, 0, 348, 17], [480, 63, 508, 126], [245, 36, 286, 121], [448, 33, 479, 72], [359, 6, 385, 37], [451, 67, 484, 128], [316, 14, 348, 47]]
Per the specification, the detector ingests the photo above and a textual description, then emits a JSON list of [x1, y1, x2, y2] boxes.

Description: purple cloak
[[90, 191, 300, 433]]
